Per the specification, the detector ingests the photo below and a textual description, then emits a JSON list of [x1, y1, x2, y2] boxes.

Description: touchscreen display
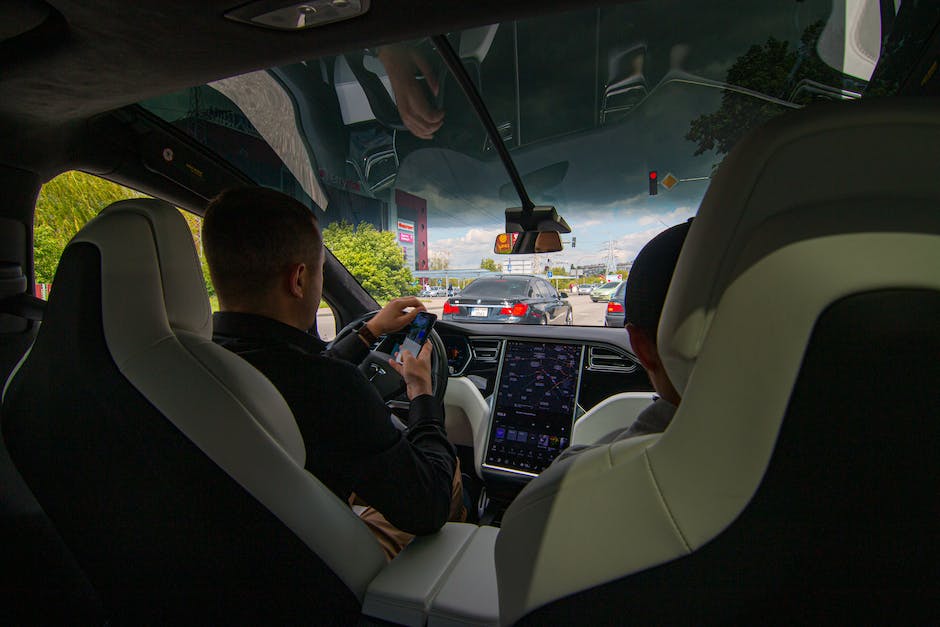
[[484, 341, 583, 476]]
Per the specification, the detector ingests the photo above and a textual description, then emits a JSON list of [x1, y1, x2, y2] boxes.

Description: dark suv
[[442, 275, 573, 325], [604, 281, 628, 327]]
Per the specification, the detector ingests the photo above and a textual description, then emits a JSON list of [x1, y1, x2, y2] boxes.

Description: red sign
[[397, 220, 414, 232], [398, 232, 414, 243]]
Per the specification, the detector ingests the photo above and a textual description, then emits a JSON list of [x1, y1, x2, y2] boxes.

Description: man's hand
[[388, 343, 433, 399], [377, 44, 445, 140], [366, 296, 426, 336]]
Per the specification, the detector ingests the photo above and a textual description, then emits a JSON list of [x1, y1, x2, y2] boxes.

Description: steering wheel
[[328, 310, 448, 406]]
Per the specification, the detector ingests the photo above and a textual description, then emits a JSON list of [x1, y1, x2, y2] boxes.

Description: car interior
[[1, 0, 938, 624]]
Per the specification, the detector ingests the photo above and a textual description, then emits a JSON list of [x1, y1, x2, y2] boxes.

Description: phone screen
[[397, 312, 436, 362]]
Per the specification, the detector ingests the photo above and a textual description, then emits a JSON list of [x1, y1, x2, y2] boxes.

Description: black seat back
[[2, 201, 377, 623], [521, 289, 940, 624]]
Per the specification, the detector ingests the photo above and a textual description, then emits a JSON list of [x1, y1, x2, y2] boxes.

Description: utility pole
[[601, 241, 618, 276]]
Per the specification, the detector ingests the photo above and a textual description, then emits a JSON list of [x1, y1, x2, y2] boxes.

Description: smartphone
[[396, 311, 437, 363]]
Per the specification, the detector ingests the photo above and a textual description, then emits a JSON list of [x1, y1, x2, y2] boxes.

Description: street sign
[[661, 172, 679, 190]]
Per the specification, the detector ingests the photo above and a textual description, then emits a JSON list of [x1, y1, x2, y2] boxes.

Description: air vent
[[470, 339, 502, 363], [587, 346, 638, 373]]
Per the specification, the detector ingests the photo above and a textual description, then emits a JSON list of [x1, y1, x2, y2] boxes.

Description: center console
[[482, 340, 584, 478]]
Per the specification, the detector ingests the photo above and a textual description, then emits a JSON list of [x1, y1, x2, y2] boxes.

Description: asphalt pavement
[[316, 294, 612, 341]]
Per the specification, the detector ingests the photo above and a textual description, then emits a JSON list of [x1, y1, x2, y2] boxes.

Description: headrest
[[70, 199, 211, 364], [659, 98, 940, 394]]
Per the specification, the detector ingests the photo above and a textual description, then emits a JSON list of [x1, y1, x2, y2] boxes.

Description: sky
[[425, 188, 700, 271]]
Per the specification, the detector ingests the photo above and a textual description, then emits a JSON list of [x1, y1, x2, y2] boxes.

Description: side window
[[35, 171, 216, 309]]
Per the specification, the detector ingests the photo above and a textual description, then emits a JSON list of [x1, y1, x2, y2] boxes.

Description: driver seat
[[1, 199, 386, 623]]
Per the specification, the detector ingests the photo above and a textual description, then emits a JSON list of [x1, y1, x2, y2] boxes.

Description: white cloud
[[429, 226, 504, 268], [614, 227, 665, 261], [635, 206, 695, 228], [611, 208, 693, 261]]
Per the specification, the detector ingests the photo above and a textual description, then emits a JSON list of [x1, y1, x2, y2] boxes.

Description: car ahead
[[577, 284, 594, 295], [604, 281, 628, 327], [442, 275, 572, 325], [590, 281, 622, 302]]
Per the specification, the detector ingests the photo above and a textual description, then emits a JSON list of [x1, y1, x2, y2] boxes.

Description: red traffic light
[[649, 170, 658, 180], [648, 170, 658, 195]]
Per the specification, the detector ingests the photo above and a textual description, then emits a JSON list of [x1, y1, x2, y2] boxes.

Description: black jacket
[[213, 312, 456, 535]]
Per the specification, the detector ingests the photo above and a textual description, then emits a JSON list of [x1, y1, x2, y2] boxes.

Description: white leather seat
[[491, 98, 940, 623], [570, 391, 657, 446], [2, 199, 385, 622]]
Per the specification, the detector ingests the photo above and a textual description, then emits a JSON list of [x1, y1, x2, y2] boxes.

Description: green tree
[[479, 257, 501, 272], [685, 21, 851, 157], [177, 209, 215, 297], [429, 251, 451, 271], [322, 220, 417, 302], [34, 171, 214, 295], [34, 172, 144, 283]]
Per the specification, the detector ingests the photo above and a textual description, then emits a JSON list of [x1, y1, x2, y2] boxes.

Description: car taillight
[[607, 301, 624, 313], [442, 302, 459, 314], [499, 302, 528, 316]]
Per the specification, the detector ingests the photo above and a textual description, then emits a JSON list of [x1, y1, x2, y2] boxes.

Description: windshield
[[460, 277, 531, 299], [139, 0, 908, 326]]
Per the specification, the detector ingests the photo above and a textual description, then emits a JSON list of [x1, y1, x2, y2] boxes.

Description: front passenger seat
[[2, 199, 386, 623]]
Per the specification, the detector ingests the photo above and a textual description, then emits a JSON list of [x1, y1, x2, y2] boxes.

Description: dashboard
[[436, 321, 653, 482]]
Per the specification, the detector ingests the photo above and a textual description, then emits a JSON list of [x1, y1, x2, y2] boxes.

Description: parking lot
[[316, 294, 614, 340]]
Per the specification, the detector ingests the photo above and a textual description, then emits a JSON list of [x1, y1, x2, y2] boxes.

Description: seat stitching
[[643, 449, 692, 552]]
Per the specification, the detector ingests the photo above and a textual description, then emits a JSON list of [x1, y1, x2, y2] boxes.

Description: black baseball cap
[[624, 219, 692, 333]]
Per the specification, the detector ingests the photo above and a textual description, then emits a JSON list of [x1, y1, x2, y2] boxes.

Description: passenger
[[557, 220, 690, 460], [203, 187, 464, 560]]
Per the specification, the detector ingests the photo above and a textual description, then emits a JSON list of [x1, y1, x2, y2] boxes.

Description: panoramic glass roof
[[141, 0, 903, 273]]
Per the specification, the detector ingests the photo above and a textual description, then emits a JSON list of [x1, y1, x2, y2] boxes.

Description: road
[[316, 294, 612, 341]]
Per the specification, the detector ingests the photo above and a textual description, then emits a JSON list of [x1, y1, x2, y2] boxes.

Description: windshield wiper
[[431, 34, 535, 212]]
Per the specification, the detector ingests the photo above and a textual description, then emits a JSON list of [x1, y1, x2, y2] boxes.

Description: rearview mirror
[[494, 231, 563, 255], [495, 205, 569, 254]]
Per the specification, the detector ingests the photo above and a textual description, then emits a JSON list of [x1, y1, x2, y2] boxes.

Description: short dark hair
[[624, 219, 692, 335], [202, 187, 321, 305]]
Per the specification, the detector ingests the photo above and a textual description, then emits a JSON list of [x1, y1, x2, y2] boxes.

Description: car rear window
[[460, 278, 530, 298]]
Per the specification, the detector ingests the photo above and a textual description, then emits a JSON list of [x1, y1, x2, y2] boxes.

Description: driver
[[203, 187, 464, 560]]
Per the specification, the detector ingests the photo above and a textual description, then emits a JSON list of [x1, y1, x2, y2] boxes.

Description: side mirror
[[559, 292, 568, 298]]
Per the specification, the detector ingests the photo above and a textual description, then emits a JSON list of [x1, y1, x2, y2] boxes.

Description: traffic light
[[648, 170, 658, 196], [571, 236, 577, 248]]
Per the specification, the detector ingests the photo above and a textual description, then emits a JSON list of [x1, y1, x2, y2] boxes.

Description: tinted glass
[[137, 0, 911, 324], [460, 277, 532, 298], [612, 281, 627, 301]]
